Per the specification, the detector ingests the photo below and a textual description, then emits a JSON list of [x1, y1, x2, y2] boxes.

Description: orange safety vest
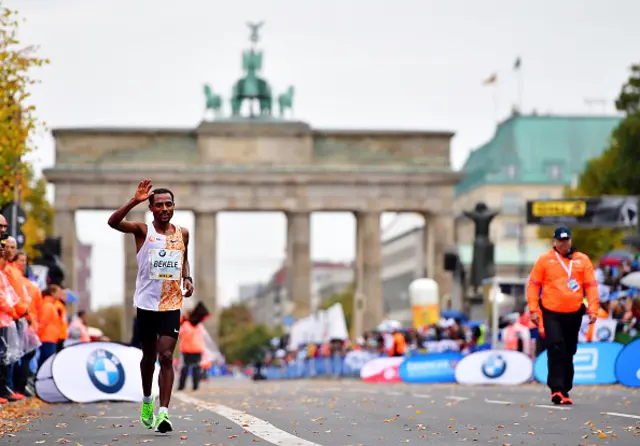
[[39, 296, 62, 343], [53, 299, 68, 341], [4, 262, 30, 319], [389, 332, 407, 356], [179, 321, 204, 353]]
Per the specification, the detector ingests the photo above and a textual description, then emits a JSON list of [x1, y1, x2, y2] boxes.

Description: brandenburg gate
[[43, 24, 461, 340]]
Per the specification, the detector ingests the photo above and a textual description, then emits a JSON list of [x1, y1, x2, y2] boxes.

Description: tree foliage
[[1, 5, 49, 199], [86, 305, 123, 343], [319, 284, 354, 336], [217, 304, 279, 365], [1, 4, 52, 254], [537, 63, 640, 259]]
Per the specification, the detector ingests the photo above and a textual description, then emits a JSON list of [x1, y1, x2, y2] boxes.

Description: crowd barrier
[[260, 339, 640, 388]]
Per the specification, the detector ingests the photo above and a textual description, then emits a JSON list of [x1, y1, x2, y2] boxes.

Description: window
[[502, 192, 523, 214], [504, 222, 521, 239], [505, 164, 517, 179], [548, 164, 563, 180]]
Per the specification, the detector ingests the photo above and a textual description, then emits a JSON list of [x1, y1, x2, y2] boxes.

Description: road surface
[[3, 379, 639, 445]]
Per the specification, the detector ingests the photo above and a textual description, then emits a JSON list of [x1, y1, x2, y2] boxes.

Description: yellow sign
[[412, 304, 440, 329], [531, 201, 586, 217]]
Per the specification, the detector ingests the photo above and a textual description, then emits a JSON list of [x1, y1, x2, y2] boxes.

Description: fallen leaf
[[180, 436, 188, 440]]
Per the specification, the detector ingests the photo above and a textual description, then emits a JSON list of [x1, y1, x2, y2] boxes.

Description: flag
[[513, 57, 521, 70], [483, 73, 497, 85]]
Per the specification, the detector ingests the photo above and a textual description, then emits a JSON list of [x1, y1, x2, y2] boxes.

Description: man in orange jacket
[[527, 227, 598, 405]]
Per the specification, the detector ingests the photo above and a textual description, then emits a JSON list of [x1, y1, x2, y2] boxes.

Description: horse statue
[[203, 84, 223, 119], [277, 86, 295, 117]]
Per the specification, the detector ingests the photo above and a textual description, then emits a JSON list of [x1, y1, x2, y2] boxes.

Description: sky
[[7, 0, 639, 310]]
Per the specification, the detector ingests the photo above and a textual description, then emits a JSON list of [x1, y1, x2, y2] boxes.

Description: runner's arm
[[107, 198, 146, 235], [526, 257, 545, 314], [181, 227, 191, 280], [582, 256, 599, 316]]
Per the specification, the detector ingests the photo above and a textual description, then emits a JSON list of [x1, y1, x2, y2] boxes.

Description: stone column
[[53, 209, 78, 318], [351, 212, 365, 340], [53, 209, 78, 291], [357, 212, 383, 331], [122, 211, 146, 343], [286, 212, 311, 320], [194, 211, 218, 340], [424, 213, 455, 307]]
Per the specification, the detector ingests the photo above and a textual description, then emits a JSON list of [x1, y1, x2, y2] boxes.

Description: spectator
[[38, 285, 64, 367]]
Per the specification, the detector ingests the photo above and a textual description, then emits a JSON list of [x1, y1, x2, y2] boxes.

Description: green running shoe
[[140, 400, 155, 429], [154, 411, 173, 434]]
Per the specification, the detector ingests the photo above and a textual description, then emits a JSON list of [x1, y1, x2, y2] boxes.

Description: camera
[[0, 231, 8, 246]]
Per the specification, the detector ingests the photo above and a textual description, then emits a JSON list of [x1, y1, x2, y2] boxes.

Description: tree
[[1, 4, 52, 254], [319, 284, 354, 336], [537, 63, 640, 259], [86, 305, 124, 342], [217, 303, 279, 365]]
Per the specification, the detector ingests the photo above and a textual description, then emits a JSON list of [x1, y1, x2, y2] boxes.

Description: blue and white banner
[[45, 342, 158, 403], [534, 342, 624, 385], [398, 352, 462, 384], [454, 350, 533, 386], [615, 339, 640, 388]]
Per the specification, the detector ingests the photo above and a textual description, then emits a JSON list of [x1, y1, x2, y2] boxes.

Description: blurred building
[[249, 261, 353, 327], [381, 227, 424, 325], [453, 113, 622, 276], [75, 242, 92, 311]]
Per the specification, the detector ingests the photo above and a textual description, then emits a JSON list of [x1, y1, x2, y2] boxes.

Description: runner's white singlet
[[133, 223, 185, 311]]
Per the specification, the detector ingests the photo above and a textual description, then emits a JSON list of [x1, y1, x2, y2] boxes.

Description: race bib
[[149, 249, 183, 280]]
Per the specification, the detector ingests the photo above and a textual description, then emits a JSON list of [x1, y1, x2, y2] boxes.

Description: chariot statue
[[203, 84, 223, 119], [230, 22, 274, 117]]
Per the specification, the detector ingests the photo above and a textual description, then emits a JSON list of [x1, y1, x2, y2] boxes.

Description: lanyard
[[554, 251, 573, 278]]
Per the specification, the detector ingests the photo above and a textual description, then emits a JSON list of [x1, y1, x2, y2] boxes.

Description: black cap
[[553, 226, 572, 240]]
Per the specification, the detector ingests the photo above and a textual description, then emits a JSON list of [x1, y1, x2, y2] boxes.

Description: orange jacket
[[0, 269, 18, 327], [527, 248, 598, 316], [179, 321, 204, 354], [4, 262, 31, 319], [53, 299, 68, 341], [388, 332, 407, 356], [24, 280, 43, 331], [39, 296, 62, 343]]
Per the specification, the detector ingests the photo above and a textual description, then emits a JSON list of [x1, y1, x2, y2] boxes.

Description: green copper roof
[[455, 114, 622, 195]]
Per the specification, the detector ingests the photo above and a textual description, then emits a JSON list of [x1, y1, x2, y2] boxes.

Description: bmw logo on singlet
[[86, 349, 126, 394], [159, 250, 166, 257]]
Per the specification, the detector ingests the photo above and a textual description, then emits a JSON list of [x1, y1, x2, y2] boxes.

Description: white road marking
[[176, 393, 322, 446], [385, 391, 404, 396], [445, 396, 468, 401], [349, 388, 378, 394], [484, 398, 513, 405], [412, 393, 431, 398], [534, 404, 571, 410], [601, 412, 640, 420]]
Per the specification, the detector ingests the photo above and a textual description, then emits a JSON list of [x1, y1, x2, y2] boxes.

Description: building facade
[[454, 114, 622, 276], [75, 242, 92, 311], [248, 261, 354, 327], [381, 227, 424, 325]]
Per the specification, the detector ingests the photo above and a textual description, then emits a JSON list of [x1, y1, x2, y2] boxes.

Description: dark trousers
[[178, 353, 202, 391], [542, 306, 584, 395], [13, 350, 36, 394], [39, 342, 57, 368]]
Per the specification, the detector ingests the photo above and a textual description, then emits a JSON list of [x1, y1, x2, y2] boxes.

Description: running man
[[108, 179, 194, 433], [526, 226, 598, 405]]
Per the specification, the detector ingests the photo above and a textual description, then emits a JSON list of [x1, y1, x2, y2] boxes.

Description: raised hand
[[134, 179, 154, 203]]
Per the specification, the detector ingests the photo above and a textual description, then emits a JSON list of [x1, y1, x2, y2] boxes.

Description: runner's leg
[[154, 310, 180, 433]]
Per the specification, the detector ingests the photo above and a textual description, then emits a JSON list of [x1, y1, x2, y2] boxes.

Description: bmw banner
[[398, 352, 462, 384], [38, 341, 159, 403], [615, 339, 640, 387], [454, 350, 533, 386], [360, 357, 404, 383], [578, 317, 617, 343], [533, 342, 624, 385]]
